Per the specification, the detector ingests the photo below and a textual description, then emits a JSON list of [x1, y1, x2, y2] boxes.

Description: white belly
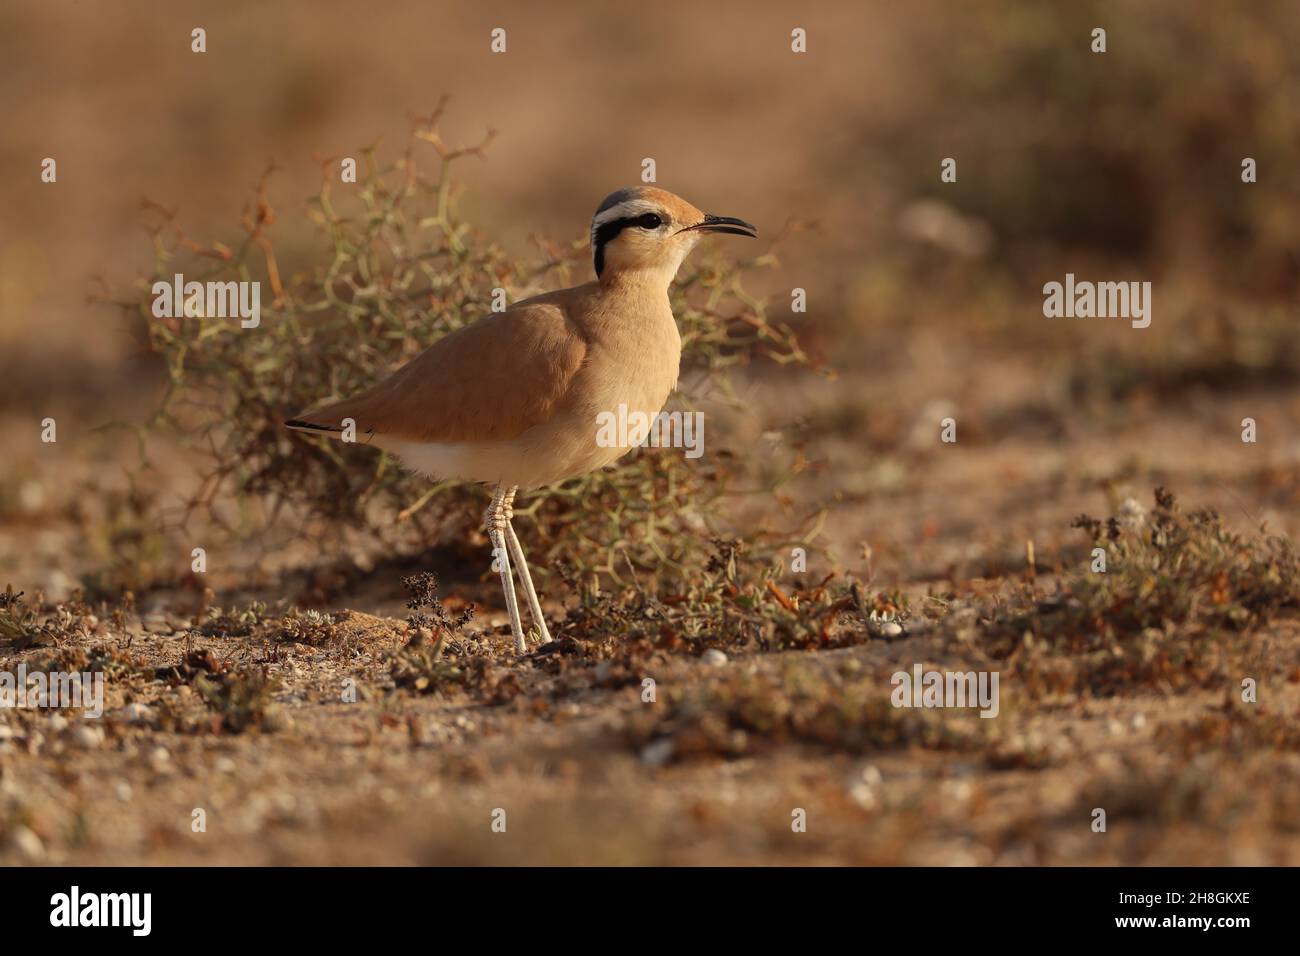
[[383, 303, 682, 489]]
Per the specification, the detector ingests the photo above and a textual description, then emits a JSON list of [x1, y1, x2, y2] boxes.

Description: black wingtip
[[284, 418, 341, 433]]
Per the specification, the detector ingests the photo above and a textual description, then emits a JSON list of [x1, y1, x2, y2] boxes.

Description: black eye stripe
[[593, 216, 636, 247], [593, 211, 667, 276], [595, 212, 663, 243]]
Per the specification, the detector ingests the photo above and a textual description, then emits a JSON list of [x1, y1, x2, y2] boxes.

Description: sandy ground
[[3, 359, 1299, 866]]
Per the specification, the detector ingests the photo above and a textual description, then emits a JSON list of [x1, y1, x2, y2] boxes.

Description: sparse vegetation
[[74, 484, 169, 601], [195, 667, 282, 734], [0, 585, 53, 649], [29, 643, 149, 681], [551, 538, 866, 658], [1068, 488, 1299, 633], [976, 488, 1300, 695], [109, 109, 824, 611], [1157, 707, 1300, 757], [277, 608, 346, 646], [389, 571, 502, 697], [626, 657, 984, 763], [196, 603, 268, 639]]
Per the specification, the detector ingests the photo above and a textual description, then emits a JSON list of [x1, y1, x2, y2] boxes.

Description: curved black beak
[[682, 214, 758, 238]]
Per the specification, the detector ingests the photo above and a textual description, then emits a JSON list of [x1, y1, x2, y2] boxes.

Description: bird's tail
[[284, 417, 343, 435], [284, 398, 356, 437], [285, 380, 394, 441]]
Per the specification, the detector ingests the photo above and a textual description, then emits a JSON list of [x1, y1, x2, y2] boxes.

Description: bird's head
[[590, 186, 757, 284]]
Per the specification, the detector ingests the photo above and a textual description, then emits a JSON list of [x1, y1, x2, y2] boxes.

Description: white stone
[[8, 825, 45, 862], [70, 725, 104, 748], [640, 738, 675, 767], [701, 649, 728, 667], [121, 703, 154, 724]]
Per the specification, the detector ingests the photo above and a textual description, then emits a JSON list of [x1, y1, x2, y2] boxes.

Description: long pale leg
[[485, 483, 527, 655], [500, 486, 553, 645]]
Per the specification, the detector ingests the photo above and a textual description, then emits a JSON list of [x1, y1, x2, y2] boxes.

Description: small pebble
[[640, 738, 675, 767], [121, 703, 154, 724], [868, 612, 904, 639], [70, 725, 104, 748], [701, 649, 728, 667], [849, 765, 883, 810], [943, 779, 973, 802], [8, 825, 45, 863], [17, 481, 45, 514]]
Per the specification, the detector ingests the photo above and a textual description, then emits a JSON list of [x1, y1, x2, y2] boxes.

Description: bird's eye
[[637, 213, 663, 229]]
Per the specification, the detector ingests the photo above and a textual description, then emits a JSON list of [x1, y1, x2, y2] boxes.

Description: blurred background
[[3, 0, 1299, 594]]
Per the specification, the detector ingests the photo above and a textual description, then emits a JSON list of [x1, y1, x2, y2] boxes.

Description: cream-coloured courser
[[286, 186, 756, 653]]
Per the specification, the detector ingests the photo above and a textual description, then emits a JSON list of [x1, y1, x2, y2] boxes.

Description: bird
[[285, 186, 757, 654]]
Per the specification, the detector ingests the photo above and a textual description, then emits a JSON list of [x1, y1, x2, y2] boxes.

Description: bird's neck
[[599, 263, 680, 296], [588, 267, 681, 346]]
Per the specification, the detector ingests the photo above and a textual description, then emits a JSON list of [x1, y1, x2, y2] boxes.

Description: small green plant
[[0, 586, 56, 650], [277, 608, 344, 645], [155, 647, 226, 684], [197, 602, 269, 638], [195, 667, 281, 733], [388, 572, 516, 699], [390, 649, 521, 702], [75, 483, 169, 601], [1067, 487, 1299, 633], [980, 488, 1300, 694], [28, 644, 149, 681], [401, 571, 474, 646]]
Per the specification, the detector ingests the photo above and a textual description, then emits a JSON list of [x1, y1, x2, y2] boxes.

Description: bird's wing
[[287, 298, 588, 444]]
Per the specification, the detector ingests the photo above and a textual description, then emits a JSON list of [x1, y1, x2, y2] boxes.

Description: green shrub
[[108, 110, 824, 602], [981, 488, 1300, 694]]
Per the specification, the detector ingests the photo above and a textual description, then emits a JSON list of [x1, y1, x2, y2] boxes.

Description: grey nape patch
[[594, 188, 640, 219]]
